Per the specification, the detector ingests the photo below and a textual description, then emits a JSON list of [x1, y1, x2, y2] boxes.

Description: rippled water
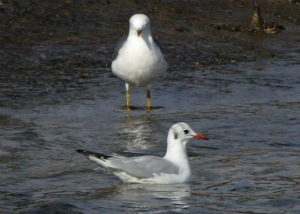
[[1, 59, 300, 213]]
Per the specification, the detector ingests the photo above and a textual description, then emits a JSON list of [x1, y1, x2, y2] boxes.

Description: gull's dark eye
[[184, 130, 189, 134]]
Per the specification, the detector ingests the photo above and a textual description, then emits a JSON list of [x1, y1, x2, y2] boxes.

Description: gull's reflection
[[116, 118, 156, 152], [97, 183, 191, 211], [147, 183, 191, 211]]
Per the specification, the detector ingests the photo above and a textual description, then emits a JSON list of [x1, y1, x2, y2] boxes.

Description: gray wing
[[112, 35, 128, 60], [108, 155, 179, 178]]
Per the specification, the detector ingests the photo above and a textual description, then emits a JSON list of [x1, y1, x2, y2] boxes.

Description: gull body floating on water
[[111, 14, 167, 111], [76, 122, 208, 184]]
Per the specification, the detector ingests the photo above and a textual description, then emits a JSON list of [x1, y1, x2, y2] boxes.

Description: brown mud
[[0, 0, 299, 107]]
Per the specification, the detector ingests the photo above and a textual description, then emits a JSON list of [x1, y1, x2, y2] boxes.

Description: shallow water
[[1, 54, 300, 213]]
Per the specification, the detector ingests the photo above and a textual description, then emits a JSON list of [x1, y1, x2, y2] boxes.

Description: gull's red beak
[[193, 134, 209, 140]]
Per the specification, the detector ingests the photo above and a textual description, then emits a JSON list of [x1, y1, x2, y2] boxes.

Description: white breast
[[112, 37, 167, 87]]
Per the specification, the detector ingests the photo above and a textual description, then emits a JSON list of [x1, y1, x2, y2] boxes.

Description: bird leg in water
[[126, 83, 130, 110]]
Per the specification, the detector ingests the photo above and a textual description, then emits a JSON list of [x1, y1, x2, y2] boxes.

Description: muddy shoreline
[[1, 0, 299, 108]]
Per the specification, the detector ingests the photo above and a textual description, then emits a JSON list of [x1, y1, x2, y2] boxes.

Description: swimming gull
[[76, 122, 209, 184]]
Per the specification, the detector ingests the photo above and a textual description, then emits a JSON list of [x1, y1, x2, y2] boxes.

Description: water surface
[[1, 58, 299, 213]]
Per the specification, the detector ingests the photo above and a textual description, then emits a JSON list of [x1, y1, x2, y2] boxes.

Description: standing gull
[[76, 122, 209, 184], [112, 14, 167, 111]]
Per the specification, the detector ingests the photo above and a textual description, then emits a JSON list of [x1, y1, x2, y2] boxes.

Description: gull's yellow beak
[[137, 28, 142, 37]]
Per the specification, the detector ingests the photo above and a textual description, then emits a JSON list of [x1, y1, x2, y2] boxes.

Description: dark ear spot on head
[[174, 131, 178, 140]]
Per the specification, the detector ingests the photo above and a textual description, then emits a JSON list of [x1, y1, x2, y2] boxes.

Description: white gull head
[[167, 122, 208, 146], [129, 14, 151, 38], [164, 122, 208, 171]]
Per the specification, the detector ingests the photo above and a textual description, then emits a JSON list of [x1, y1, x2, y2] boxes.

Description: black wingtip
[[75, 148, 111, 161], [75, 148, 86, 154]]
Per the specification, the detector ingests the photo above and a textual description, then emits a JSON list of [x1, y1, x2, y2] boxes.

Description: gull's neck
[[164, 130, 190, 169], [127, 28, 154, 51]]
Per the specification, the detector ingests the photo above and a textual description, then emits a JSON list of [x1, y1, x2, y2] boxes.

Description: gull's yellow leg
[[146, 89, 151, 118], [126, 90, 130, 109], [126, 83, 130, 110], [147, 88, 151, 110], [146, 85, 152, 118]]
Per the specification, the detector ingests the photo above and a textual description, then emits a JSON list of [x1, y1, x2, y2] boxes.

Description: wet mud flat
[[0, 0, 299, 107], [1, 0, 300, 213]]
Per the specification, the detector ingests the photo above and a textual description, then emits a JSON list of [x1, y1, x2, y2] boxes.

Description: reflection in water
[[116, 118, 155, 152], [147, 109, 151, 119], [149, 183, 191, 212], [94, 183, 191, 212], [125, 108, 151, 119]]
